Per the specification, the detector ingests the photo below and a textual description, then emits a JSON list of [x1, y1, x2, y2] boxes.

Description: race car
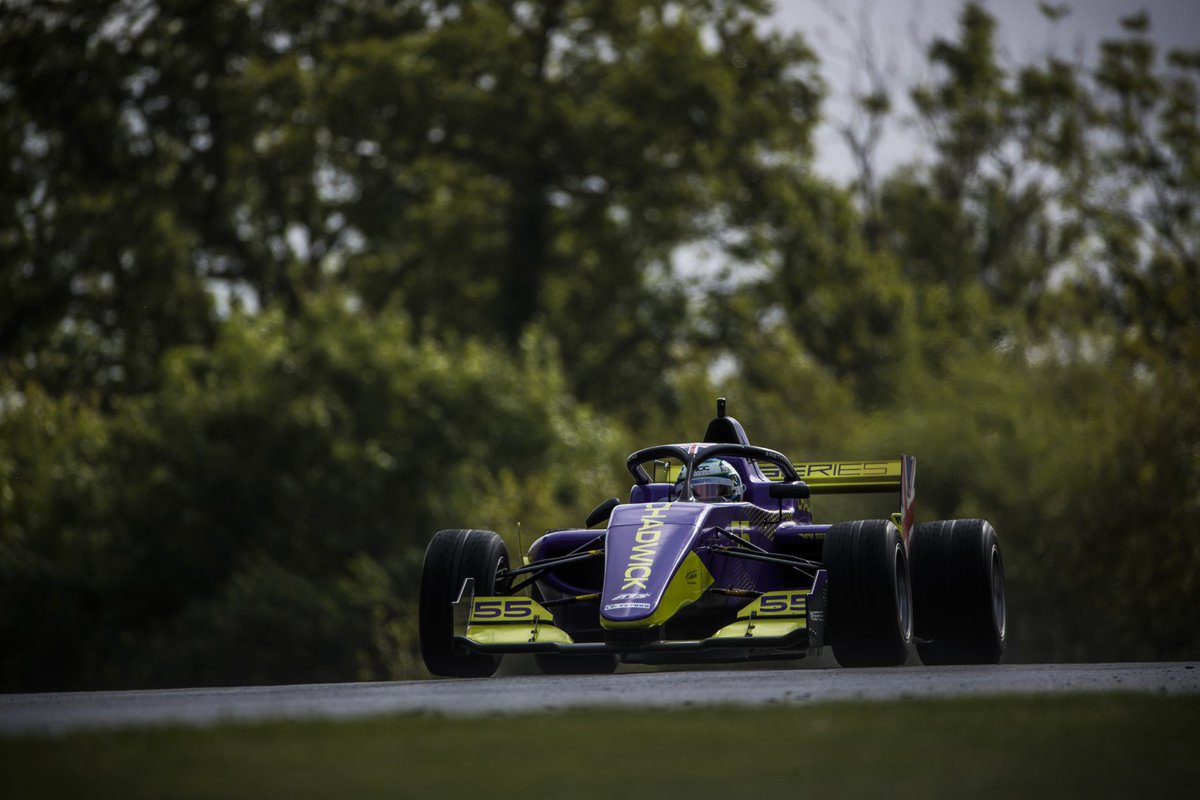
[[419, 398, 1007, 676]]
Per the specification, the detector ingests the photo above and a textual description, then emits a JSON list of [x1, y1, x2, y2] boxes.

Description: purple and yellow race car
[[419, 399, 1007, 676]]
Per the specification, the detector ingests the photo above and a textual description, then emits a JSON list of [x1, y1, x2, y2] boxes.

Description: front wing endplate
[[452, 581, 574, 646]]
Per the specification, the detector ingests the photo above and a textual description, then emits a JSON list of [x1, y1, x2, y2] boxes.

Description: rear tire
[[824, 520, 912, 667], [419, 529, 509, 678], [909, 519, 1006, 665]]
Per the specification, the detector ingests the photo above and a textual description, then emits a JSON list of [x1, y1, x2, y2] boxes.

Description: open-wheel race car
[[419, 399, 1007, 676]]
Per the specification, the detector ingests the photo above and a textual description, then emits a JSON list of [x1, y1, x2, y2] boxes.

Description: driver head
[[672, 458, 745, 503]]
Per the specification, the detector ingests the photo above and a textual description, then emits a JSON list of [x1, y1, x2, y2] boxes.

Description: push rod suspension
[[710, 546, 819, 579], [505, 550, 604, 596], [502, 549, 603, 579], [540, 592, 601, 608], [713, 527, 822, 570]]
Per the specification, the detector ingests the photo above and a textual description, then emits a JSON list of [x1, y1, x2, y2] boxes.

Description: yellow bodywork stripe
[[600, 551, 714, 629], [712, 590, 808, 639]]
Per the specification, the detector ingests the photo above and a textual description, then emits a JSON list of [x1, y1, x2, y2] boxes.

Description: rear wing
[[759, 456, 918, 543]]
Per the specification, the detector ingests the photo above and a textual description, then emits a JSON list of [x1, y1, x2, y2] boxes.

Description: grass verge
[[2, 693, 1197, 799]]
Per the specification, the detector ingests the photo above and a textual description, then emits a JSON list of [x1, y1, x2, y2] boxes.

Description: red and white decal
[[899, 454, 917, 546]]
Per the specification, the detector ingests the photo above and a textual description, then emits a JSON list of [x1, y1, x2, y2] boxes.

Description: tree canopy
[[2, 1, 1198, 689]]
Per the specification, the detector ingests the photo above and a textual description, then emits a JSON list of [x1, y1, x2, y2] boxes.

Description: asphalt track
[[2, 661, 1197, 735]]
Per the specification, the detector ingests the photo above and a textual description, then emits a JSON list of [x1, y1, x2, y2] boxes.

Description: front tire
[[909, 519, 1006, 664], [824, 520, 912, 667], [419, 529, 509, 677]]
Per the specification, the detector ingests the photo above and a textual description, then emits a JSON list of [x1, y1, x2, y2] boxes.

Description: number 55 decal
[[756, 592, 806, 616], [472, 598, 535, 621]]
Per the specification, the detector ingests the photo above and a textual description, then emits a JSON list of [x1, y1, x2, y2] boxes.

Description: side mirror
[[586, 497, 621, 529], [768, 481, 810, 500]]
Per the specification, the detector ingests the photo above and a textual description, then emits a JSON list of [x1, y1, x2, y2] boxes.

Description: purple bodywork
[[527, 448, 831, 640]]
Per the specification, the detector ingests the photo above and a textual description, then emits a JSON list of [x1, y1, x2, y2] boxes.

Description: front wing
[[451, 571, 828, 658]]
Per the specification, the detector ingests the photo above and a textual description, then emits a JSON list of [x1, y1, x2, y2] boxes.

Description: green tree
[[847, 4, 1200, 661], [0, 297, 629, 690], [317, 0, 825, 416], [5, 0, 1200, 691], [0, 0, 218, 397], [710, 174, 916, 406], [1065, 11, 1200, 372], [2, 0, 826, 421], [872, 3, 1091, 367]]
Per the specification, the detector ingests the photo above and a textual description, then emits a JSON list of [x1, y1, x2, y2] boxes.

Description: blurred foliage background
[[1, 0, 1197, 690]]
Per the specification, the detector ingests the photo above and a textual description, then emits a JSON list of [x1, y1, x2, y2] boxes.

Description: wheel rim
[[895, 543, 912, 639], [990, 544, 1006, 639], [492, 555, 508, 594]]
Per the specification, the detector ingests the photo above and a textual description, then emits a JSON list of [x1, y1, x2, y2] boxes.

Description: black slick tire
[[419, 528, 509, 678], [909, 519, 1006, 664], [824, 519, 913, 667]]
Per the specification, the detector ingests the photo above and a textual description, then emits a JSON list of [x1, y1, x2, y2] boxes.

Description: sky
[[769, 0, 1200, 182]]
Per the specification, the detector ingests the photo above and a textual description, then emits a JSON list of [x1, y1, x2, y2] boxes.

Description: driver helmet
[[674, 458, 745, 503]]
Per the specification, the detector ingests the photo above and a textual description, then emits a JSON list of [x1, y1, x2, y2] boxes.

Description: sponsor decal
[[760, 460, 899, 482], [472, 598, 535, 620], [604, 602, 653, 611], [757, 592, 806, 615], [611, 592, 650, 601], [795, 461, 893, 478], [621, 502, 672, 591]]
